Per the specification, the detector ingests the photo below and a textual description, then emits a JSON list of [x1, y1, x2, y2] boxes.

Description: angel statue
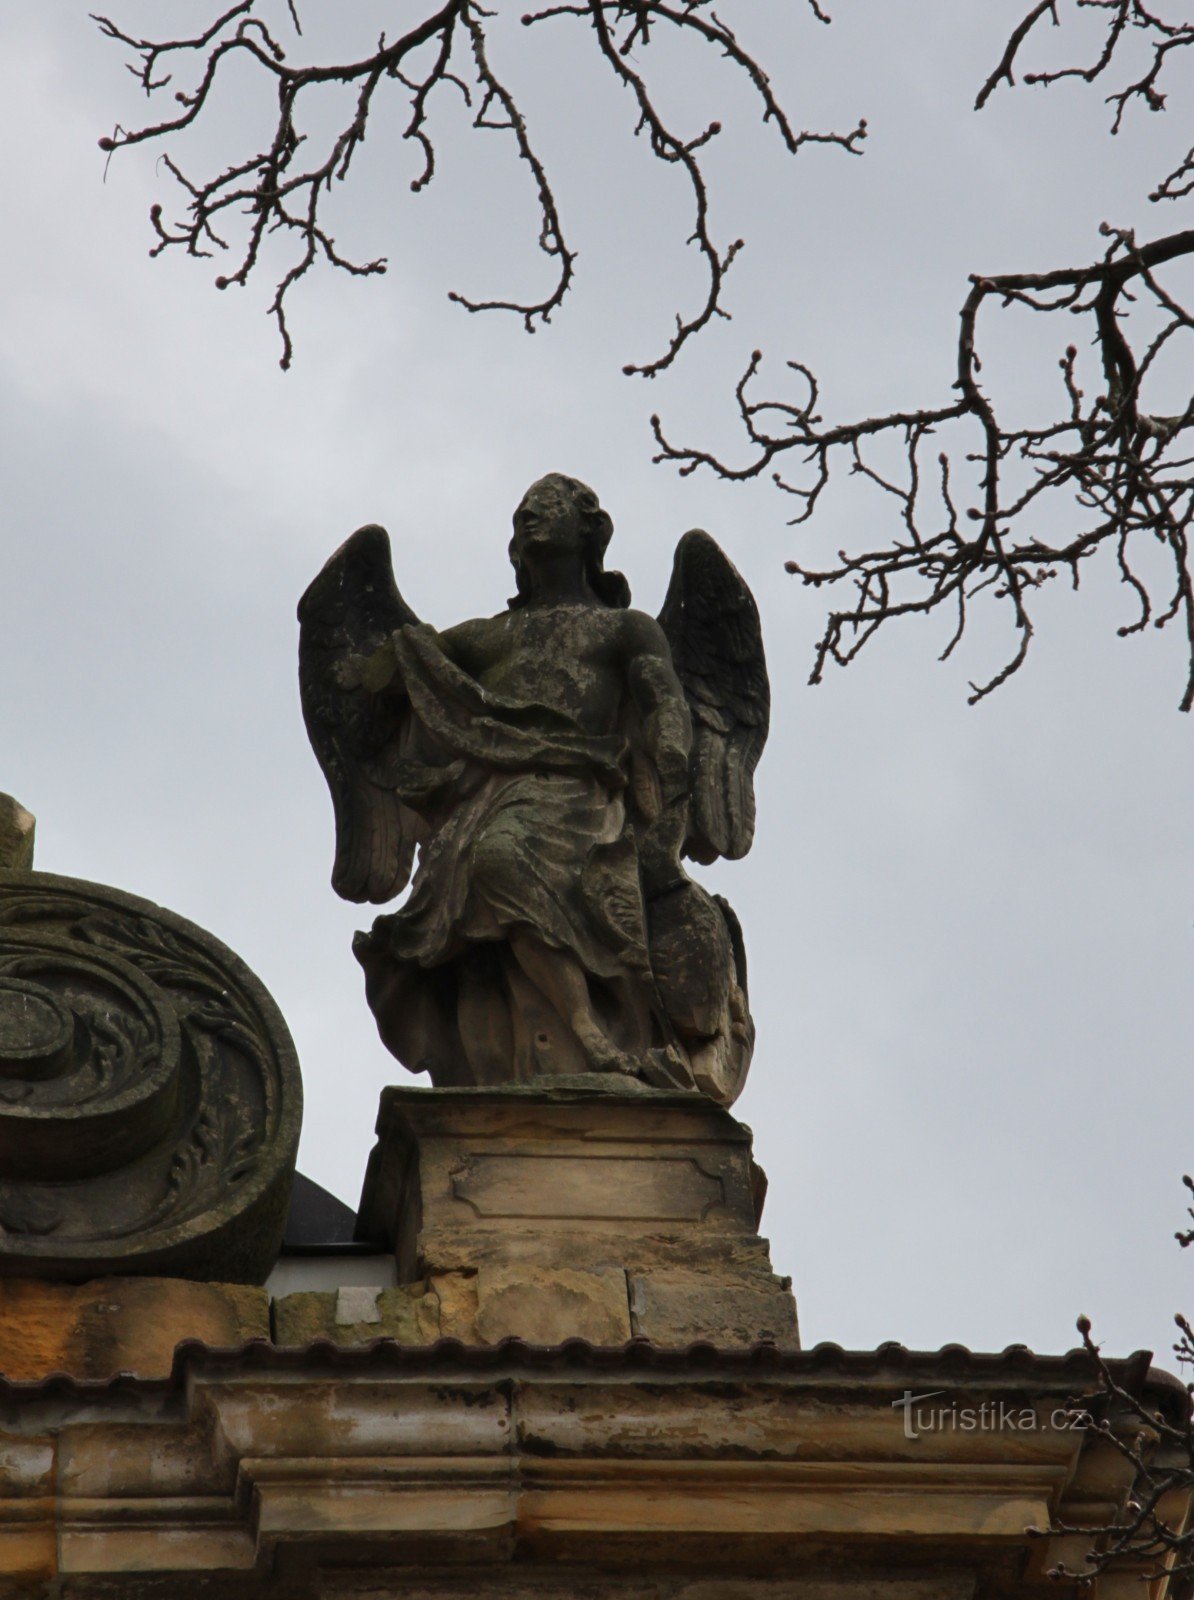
[[298, 474, 769, 1109]]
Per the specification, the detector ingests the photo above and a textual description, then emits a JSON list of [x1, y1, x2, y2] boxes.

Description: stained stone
[[628, 1271, 798, 1345], [0, 979, 72, 1075], [0, 795, 34, 872], [0, 1275, 269, 1380], [274, 1280, 459, 1345], [336, 1284, 383, 1324], [473, 1262, 633, 1345]]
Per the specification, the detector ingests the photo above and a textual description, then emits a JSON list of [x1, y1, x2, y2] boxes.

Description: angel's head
[[508, 474, 630, 609]]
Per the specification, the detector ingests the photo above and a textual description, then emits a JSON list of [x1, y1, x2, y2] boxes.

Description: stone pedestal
[[354, 1084, 798, 1347]]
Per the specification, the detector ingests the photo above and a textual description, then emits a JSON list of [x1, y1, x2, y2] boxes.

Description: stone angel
[[298, 474, 769, 1108]]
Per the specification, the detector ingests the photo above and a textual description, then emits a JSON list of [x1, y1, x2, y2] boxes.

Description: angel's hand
[[639, 797, 687, 898], [334, 639, 399, 693], [631, 752, 662, 823]]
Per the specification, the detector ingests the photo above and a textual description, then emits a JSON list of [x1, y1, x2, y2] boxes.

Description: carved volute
[[0, 865, 302, 1284]]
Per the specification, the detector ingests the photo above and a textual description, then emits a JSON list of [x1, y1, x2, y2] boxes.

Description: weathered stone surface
[[431, 1269, 480, 1338], [409, 1227, 778, 1279], [0, 870, 302, 1283], [275, 1289, 352, 1345], [356, 1085, 796, 1348], [0, 1277, 267, 1381], [629, 1272, 798, 1347], [273, 1274, 482, 1345], [453, 1152, 728, 1223], [275, 1283, 441, 1345], [359, 1086, 763, 1269], [474, 1264, 631, 1345], [325, 1581, 974, 1600], [0, 797, 34, 873], [300, 477, 768, 1105], [325, 1584, 974, 1600], [0, 1422, 55, 1587]]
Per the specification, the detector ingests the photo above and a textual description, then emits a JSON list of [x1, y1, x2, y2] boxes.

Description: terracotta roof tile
[[0, 1334, 1180, 1415]]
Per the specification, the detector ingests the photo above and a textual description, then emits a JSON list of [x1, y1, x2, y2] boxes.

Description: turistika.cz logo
[[892, 1390, 1091, 1442]]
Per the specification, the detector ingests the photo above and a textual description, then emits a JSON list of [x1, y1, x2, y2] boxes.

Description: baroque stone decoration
[[0, 867, 302, 1283], [299, 474, 769, 1107]]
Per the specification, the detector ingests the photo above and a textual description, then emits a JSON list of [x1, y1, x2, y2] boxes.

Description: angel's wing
[[657, 529, 770, 865], [298, 524, 421, 904]]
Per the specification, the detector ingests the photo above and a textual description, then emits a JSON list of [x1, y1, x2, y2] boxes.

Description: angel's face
[[511, 479, 585, 568]]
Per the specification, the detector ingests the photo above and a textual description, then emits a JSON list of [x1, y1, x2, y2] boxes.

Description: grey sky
[[2, 3, 1193, 1360]]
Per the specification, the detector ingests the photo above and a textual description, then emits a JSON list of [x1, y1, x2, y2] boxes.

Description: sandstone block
[[429, 1269, 480, 1339], [629, 1272, 798, 1347], [475, 1264, 631, 1345], [274, 1282, 444, 1345], [416, 1226, 778, 1278], [0, 1277, 268, 1381]]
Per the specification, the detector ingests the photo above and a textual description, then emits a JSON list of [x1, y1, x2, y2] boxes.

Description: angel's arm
[[625, 614, 691, 798], [622, 612, 692, 895], [437, 614, 505, 678], [340, 611, 491, 691]]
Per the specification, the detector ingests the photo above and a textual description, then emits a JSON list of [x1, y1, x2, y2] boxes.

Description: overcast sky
[[3, 2, 1193, 1362]]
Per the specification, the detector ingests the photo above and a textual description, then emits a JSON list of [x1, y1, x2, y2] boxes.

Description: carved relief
[[0, 870, 302, 1282], [450, 1154, 726, 1223]]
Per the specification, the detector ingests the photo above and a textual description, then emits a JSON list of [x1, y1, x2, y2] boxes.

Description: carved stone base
[[355, 1084, 798, 1347]]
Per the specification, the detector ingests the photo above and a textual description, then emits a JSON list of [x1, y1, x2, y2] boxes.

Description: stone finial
[[0, 795, 35, 871]]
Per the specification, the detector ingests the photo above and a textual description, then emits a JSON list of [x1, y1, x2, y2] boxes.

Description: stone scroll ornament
[[0, 869, 302, 1282], [299, 474, 769, 1108]]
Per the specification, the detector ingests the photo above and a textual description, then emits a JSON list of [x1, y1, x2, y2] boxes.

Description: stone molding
[[0, 1342, 1183, 1597]]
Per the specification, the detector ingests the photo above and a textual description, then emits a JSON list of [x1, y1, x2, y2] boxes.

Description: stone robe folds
[[354, 625, 657, 1084]]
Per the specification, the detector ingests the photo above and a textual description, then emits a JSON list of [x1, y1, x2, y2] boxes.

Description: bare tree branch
[[976, 0, 1194, 194], [523, 1, 864, 376], [653, 4, 1194, 707], [97, 5, 1194, 708], [655, 226, 1194, 704], [94, 1, 862, 371], [1032, 1186, 1194, 1590], [974, 0, 1057, 110]]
